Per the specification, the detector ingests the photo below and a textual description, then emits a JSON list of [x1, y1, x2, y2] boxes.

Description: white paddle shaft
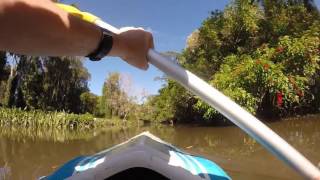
[[96, 20, 320, 179], [147, 50, 320, 179]]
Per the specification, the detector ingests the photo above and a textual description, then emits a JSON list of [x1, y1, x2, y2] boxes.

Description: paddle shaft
[[56, 4, 320, 178]]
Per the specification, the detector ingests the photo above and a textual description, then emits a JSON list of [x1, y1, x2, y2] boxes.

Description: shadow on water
[[0, 115, 320, 179]]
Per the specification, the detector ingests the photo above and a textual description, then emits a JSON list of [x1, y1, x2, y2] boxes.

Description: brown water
[[0, 115, 320, 180]]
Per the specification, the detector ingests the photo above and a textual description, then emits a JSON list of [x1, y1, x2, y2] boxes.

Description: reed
[[0, 107, 107, 129]]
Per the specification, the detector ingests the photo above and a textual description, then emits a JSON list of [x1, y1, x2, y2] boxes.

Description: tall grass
[[0, 107, 106, 129]]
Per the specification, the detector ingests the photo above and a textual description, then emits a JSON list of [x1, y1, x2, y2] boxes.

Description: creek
[[0, 115, 319, 179]]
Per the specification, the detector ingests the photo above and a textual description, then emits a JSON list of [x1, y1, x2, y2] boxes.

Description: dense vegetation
[[0, 53, 103, 127], [0, 54, 96, 113], [0, 53, 143, 128], [99, 72, 147, 121], [0, 107, 102, 129], [142, 0, 320, 123]]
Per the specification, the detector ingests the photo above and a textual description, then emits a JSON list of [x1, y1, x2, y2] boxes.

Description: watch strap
[[87, 31, 113, 61]]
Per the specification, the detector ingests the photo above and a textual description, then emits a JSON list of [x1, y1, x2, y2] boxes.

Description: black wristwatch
[[87, 29, 113, 61]]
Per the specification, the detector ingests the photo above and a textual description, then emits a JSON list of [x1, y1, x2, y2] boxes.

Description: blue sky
[[60, 0, 230, 96], [61, 0, 320, 97]]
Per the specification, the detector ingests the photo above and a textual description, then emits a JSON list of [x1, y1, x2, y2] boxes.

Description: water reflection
[[0, 115, 319, 179], [0, 126, 105, 142], [0, 161, 10, 180]]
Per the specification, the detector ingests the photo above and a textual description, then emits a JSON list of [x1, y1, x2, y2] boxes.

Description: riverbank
[[0, 107, 119, 130], [157, 114, 316, 127], [1, 107, 320, 130]]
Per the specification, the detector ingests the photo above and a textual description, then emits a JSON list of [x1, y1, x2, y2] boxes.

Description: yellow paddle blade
[[56, 3, 100, 24]]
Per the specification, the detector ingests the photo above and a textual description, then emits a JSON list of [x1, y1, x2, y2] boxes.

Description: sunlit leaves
[[144, 0, 320, 122]]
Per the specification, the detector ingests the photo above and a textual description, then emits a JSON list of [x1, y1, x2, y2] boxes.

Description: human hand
[[108, 27, 154, 70]]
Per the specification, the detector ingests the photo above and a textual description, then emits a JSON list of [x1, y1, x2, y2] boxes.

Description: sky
[[60, 0, 231, 96], [61, 0, 320, 97]]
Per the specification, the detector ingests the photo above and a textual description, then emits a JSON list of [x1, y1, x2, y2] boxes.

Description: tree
[[100, 72, 121, 118], [0, 52, 6, 77], [0, 52, 10, 106], [147, 0, 320, 123], [100, 72, 138, 120], [2, 54, 90, 113], [80, 92, 99, 115], [40, 56, 90, 112], [3, 54, 25, 108]]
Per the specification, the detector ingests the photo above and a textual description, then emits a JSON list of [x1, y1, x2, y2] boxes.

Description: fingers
[[129, 28, 153, 70], [143, 30, 154, 57], [147, 31, 154, 49], [123, 56, 148, 70], [115, 27, 154, 71], [150, 37, 154, 49]]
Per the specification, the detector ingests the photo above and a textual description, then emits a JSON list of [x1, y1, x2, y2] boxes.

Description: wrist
[[108, 33, 125, 58]]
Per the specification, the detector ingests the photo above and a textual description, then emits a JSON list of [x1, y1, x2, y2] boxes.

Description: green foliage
[[0, 52, 10, 105], [141, 80, 202, 123], [100, 72, 137, 120], [0, 107, 105, 129], [182, 0, 264, 80], [142, 81, 177, 122], [1, 55, 90, 113], [80, 92, 99, 115], [100, 72, 121, 118], [39, 56, 90, 112], [0, 52, 6, 76], [196, 20, 320, 119], [260, 0, 318, 39], [146, 0, 320, 123]]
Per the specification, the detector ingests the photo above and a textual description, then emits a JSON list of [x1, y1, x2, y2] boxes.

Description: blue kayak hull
[[42, 132, 231, 180]]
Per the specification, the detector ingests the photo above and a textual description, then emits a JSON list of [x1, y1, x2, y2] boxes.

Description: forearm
[[0, 0, 154, 70], [0, 0, 101, 56]]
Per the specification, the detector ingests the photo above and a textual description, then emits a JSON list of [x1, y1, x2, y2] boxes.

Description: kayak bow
[[42, 132, 231, 180]]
